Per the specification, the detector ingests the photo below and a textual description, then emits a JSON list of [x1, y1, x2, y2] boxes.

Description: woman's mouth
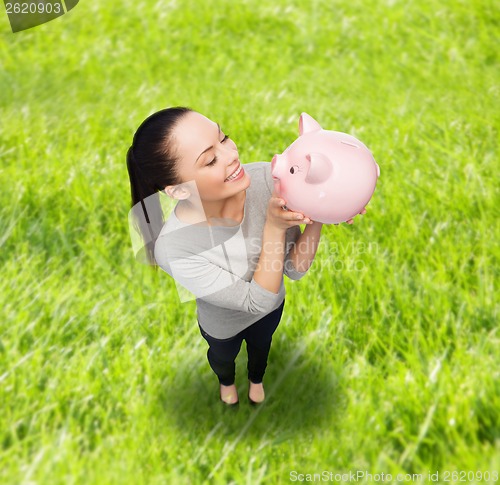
[[224, 164, 244, 182]]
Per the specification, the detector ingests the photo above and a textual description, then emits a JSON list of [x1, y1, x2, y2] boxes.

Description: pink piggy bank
[[271, 113, 380, 225]]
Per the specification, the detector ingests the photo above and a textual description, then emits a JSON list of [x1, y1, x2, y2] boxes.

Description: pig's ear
[[305, 153, 332, 184], [299, 113, 322, 136]]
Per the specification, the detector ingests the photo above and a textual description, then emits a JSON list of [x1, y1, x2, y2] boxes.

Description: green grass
[[0, 0, 499, 483]]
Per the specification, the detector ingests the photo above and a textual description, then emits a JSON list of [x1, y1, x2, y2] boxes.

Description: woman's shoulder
[[244, 161, 271, 174], [244, 161, 273, 196]]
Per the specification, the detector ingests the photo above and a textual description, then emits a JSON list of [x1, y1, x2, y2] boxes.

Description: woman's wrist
[[288, 221, 323, 273], [263, 220, 287, 238], [305, 221, 323, 233]]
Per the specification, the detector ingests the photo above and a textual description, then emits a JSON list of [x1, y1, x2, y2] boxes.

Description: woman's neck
[[176, 190, 246, 226]]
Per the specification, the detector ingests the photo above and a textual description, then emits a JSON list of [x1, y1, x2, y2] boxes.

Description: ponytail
[[126, 106, 193, 268]]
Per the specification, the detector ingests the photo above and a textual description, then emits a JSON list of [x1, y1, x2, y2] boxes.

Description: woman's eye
[[206, 135, 231, 166]]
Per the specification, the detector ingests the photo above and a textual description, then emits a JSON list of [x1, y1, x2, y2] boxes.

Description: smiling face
[[167, 111, 250, 202]]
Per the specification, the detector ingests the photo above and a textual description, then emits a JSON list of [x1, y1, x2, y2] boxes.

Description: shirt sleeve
[[262, 162, 308, 281], [154, 235, 282, 315]]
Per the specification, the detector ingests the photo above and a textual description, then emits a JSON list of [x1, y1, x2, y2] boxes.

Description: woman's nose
[[222, 144, 238, 163]]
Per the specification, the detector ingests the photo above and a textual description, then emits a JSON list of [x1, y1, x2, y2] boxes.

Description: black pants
[[198, 299, 285, 386]]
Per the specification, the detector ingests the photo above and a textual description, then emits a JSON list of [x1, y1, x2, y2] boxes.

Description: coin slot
[[340, 141, 359, 148]]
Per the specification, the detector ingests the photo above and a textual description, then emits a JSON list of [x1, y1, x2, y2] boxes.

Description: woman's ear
[[164, 185, 191, 200]]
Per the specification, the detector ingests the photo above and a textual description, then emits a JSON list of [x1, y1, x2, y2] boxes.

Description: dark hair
[[127, 106, 193, 267]]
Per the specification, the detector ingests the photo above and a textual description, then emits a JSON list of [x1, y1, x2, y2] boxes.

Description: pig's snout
[[271, 154, 285, 180]]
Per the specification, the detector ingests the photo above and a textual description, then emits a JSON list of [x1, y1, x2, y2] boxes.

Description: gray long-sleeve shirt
[[154, 161, 308, 339]]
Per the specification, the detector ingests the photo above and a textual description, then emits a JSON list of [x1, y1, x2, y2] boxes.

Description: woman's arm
[[286, 207, 368, 274], [252, 222, 287, 294], [155, 232, 283, 315], [253, 192, 312, 294], [287, 221, 324, 273]]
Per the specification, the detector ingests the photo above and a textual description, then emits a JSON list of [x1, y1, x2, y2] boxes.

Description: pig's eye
[[290, 165, 299, 174]]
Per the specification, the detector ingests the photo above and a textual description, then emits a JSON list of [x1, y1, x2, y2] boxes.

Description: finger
[[273, 198, 292, 212], [289, 212, 305, 221], [271, 198, 285, 210], [292, 214, 313, 224], [285, 210, 313, 223], [276, 209, 303, 222]]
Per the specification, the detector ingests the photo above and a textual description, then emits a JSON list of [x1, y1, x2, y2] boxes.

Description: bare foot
[[220, 383, 238, 404], [248, 380, 265, 403]]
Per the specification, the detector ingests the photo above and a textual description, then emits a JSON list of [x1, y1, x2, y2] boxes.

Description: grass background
[[0, 0, 499, 483]]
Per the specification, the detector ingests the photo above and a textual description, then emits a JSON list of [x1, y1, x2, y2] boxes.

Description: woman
[[126, 107, 354, 407]]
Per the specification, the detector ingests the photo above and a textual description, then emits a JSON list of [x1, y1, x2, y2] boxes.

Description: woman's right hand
[[266, 191, 313, 232]]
